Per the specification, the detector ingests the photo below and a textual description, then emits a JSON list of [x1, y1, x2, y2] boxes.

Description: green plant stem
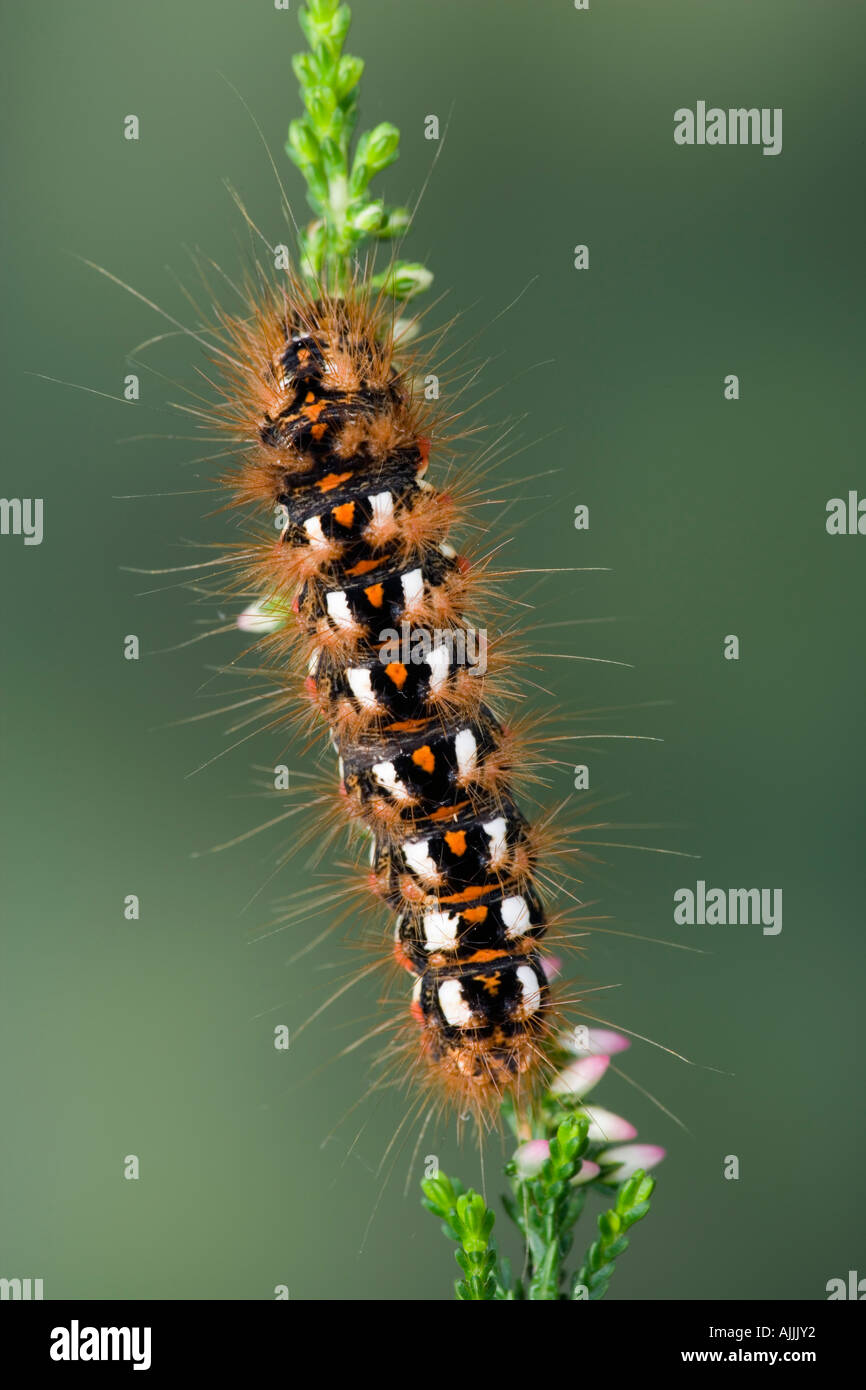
[[574, 1172, 656, 1300], [421, 1173, 504, 1301], [287, 0, 431, 299]]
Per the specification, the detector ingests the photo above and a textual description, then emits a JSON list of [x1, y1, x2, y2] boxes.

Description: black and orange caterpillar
[[211, 277, 562, 1119]]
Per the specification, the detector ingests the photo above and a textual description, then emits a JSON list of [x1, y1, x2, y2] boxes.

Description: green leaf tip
[[421, 1170, 505, 1301], [574, 1168, 657, 1300], [288, 1, 432, 298]]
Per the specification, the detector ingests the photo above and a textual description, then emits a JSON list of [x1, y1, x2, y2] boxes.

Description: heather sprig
[[287, 0, 432, 299], [422, 1029, 665, 1301]]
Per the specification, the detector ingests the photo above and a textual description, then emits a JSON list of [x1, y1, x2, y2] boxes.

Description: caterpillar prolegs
[[214, 277, 562, 1119]]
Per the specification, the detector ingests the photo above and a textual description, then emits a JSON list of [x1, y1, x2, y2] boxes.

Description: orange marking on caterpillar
[[316, 471, 352, 492], [427, 800, 469, 822], [443, 830, 467, 856], [462, 905, 489, 924], [345, 558, 381, 577], [438, 884, 498, 905], [385, 662, 408, 689], [332, 501, 355, 527], [411, 745, 436, 774], [364, 583, 385, 608]]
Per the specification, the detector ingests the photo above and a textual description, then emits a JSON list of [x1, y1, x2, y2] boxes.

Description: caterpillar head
[[279, 332, 326, 385]]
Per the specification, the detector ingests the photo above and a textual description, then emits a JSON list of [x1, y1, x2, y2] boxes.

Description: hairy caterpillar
[[201, 272, 569, 1123]]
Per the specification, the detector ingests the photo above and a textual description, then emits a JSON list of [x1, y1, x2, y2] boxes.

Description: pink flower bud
[[549, 1053, 609, 1098], [596, 1143, 666, 1181], [570, 1160, 601, 1186], [579, 1106, 637, 1143], [540, 954, 562, 983], [560, 1026, 630, 1057], [513, 1139, 550, 1178], [237, 598, 290, 635]]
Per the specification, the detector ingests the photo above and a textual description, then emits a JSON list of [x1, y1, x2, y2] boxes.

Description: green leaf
[[306, 85, 338, 131], [297, 7, 318, 52], [311, 2, 350, 59], [318, 134, 345, 183], [329, 4, 352, 47], [349, 122, 400, 197], [336, 54, 364, 99], [292, 52, 320, 90], [598, 1210, 621, 1240], [362, 121, 401, 173], [375, 206, 411, 239], [286, 117, 322, 169], [348, 199, 385, 234], [369, 261, 433, 300]]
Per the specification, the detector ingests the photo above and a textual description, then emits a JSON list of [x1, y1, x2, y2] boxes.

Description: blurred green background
[[1, 0, 864, 1300]]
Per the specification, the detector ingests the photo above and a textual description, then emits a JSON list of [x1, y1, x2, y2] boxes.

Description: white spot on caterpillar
[[438, 978, 473, 1027], [439, 541, 457, 559], [482, 816, 508, 865], [423, 910, 460, 950], [400, 568, 424, 608], [368, 491, 394, 524], [454, 728, 477, 776], [347, 668, 378, 709], [307, 647, 321, 678], [425, 644, 450, 692], [501, 896, 530, 937], [516, 964, 542, 1018], [373, 760, 410, 800], [412, 976, 423, 1007], [303, 515, 328, 548], [403, 838, 437, 880], [325, 590, 354, 629]]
